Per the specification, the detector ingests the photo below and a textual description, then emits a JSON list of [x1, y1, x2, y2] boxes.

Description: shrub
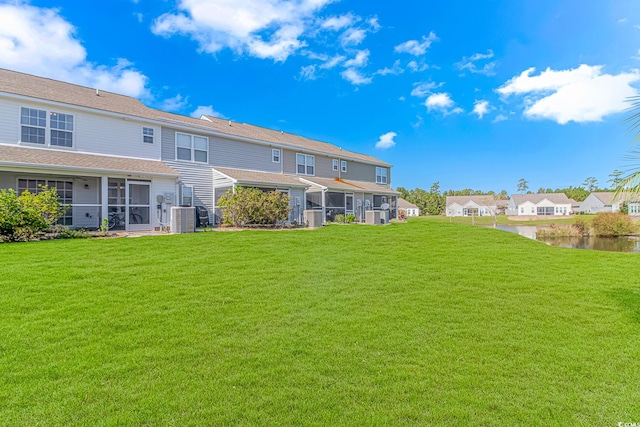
[[0, 187, 66, 242], [53, 225, 91, 240], [346, 213, 356, 223], [334, 214, 345, 223], [591, 212, 636, 237], [397, 209, 407, 220], [217, 187, 290, 227]]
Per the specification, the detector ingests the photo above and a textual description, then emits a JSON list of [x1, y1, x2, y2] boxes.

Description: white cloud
[[394, 32, 438, 56], [321, 13, 356, 31], [425, 92, 463, 115], [159, 94, 189, 111], [298, 64, 318, 80], [367, 16, 380, 31], [340, 68, 371, 85], [0, 3, 149, 98], [492, 114, 509, 123], [497, 64, 640, 124], [340, 28, 366, 46], [472, 100, 491, 119], [618, 18, 627, 23], [135, 13, 143, 23], [191, 105, 227, 119], [320, 54, 345, 69], [410, 81, 443, 98], [152, 0, 333, 62], [407, 60, 428, 72], [375, 131, 397, 149], [343, 49, 369, 68], [456, 50, 496, 76], [375, 60, 403, 76]]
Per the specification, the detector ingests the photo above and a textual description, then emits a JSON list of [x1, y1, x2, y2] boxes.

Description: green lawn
[[422, 214, 586, 226], [1, 219, 640, 425]]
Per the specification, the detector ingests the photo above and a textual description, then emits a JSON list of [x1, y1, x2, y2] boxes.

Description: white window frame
[[175, 132, 208, 163], [375, 167, 387, 184], [143, 127, 154, 144], [20, 107, 74, 148], [332, 159, 339, 171], [341, 160, 347, 173], [181, 184, 194, 206], [272, 148, 281, 163], [296, 153, 315, 176]]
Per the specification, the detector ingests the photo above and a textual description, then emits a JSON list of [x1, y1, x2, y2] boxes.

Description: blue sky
[[1, 0, 639, 193]]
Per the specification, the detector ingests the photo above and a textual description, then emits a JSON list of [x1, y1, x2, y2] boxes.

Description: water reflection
[[490, 225, 640, 253]]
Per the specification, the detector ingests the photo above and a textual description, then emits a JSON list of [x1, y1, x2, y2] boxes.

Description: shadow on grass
[[610, 288, 640, 324]]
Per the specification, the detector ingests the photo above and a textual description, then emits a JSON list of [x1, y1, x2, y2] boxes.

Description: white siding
[[0, 97, 161, 159]]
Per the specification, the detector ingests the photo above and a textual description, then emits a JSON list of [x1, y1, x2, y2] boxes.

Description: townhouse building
[[0, 68, 397, 231]]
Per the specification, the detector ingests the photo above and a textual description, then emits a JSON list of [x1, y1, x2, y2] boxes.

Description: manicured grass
[[2, 219, 640, 425]]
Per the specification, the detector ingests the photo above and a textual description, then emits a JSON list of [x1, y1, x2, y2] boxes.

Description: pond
[[492, 225, 640, 253]]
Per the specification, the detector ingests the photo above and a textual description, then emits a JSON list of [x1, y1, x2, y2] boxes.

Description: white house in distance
[[445, 195, 507, 217], [398, 198, 420, 216], [578, 192, 627, 214], [506, 193, 575, 216]]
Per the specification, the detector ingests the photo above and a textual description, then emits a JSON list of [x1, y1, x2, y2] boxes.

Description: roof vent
[[281, 131, 284, 134], [228, 120, 231, 126], [96, 89, 100, 96]]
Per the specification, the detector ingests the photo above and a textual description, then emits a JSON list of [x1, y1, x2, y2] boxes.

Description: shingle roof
[[0, 68, 390, 167], [0, 144, 179, 176], [511, 193, 572, 204], [302, 176, 399, 195], [590, 191, 628, 204], [213, 167, 309, 187], [398, 198, 419, 209], [446, 195, 508, 207]]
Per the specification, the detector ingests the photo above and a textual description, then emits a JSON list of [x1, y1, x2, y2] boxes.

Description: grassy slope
[[1, 220, 640, 425]]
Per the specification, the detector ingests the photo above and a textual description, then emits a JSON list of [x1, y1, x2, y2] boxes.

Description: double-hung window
[[180, 184, 193, 206], [272, 148, 281, 163], [176, 132, 208, 163], [49, 112, 74, 147], [341, 160, 347, 173], [376, 167, 387, 184], [21, 107, 74, 147], [296, 153, 314, 175], [143, 127, 154, 143], [332, 159, 339, 171], [20, 108, 46, 144]]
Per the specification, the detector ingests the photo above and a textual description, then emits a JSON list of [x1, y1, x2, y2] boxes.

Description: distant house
[[445, 195, 507, 217], [578, 192, 627, 214], [506, 193, 574, 216], [398, 198, 420, 217]]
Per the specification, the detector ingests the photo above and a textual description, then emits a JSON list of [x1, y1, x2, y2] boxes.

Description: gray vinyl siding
[[579, 194, 609, 214], [342, 161, 377, 183], [163, 160, 213, 215], [210, 136, 281, 172], [283, 149, 339, 178]]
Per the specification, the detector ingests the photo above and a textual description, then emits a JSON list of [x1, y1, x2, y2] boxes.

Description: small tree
[[591, 212, 636, 237], [517, 178, 529, 194]]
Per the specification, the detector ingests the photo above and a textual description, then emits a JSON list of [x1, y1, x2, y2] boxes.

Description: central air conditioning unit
[[171, 206, 196, 233]]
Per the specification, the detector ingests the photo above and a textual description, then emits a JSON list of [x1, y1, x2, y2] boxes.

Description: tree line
[[398, 172, 624, 216]]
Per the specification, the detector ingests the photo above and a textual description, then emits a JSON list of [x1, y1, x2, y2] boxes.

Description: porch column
[[322, 190, 326, 224], [101, 176, 109, 225]]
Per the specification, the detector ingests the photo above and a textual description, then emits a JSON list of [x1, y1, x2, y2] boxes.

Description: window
[[143, 127, 154, 144], [20, 107, 74, 147], [181, 184, 193, 206], [296, 153, 314, 175], [20, 108, 46, 144], [332, 159, 339, 171], [272, 148, 281, 163], [520, 207, 524, 214], [176, 132, 208, 163], [376, 167, 387, 184], [18, 179, 73, 225], [341, 160, 347, 173]]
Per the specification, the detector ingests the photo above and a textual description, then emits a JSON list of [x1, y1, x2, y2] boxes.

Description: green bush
[[0, 187, 66, 242], [334, 214, 345, 223], [591, 212, 636, 237], [54, 225, 91, 240], [346, 213, 356, 223], [217, 187, 290, 227]]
